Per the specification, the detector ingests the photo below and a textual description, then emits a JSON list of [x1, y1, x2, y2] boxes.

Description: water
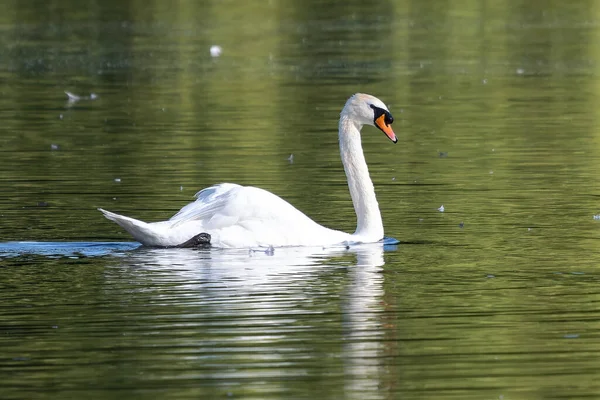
[[2, 1, 600, 399]]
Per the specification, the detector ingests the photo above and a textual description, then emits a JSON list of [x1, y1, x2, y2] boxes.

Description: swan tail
[[98, 208, 160, 245]]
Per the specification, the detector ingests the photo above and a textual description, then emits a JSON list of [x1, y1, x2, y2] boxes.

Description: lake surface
[[2, 1, 600, 399]]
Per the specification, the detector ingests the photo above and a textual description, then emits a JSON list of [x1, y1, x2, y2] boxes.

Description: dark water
[[2, 1, 600, 399]]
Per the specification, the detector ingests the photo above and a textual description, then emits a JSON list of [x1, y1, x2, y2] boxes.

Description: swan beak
[[375, 114, 397, 143]]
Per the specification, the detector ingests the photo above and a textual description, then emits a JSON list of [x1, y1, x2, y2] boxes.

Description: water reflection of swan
[[119, 243, 388, 293], [99, 93, 397, 248], [107, 243, 390, 396], [342, 246, 386, 397]]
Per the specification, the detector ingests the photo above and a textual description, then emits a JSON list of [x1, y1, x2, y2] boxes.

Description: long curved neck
[[339, 114, 384, 239]]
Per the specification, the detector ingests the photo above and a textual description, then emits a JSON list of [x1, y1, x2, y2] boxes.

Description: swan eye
[[385, 113, 394, 125], [369, 104, 394, 126]]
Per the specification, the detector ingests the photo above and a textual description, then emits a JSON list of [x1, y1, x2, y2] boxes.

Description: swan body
[[100, 93, 397, 248]]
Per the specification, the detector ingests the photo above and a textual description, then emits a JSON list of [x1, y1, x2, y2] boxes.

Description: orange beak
[[375, 114, 397, 143]]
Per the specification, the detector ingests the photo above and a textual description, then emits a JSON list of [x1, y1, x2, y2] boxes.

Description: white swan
[[99, 93, 397, 248]]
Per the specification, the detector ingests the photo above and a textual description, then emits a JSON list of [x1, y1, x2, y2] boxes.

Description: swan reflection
[[108, 244, 390, 396]]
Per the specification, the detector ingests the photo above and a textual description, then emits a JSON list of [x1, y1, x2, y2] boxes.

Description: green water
[[2, 1, 600, 399]]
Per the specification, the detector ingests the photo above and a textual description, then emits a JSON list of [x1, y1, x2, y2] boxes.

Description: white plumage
[[99, 93, 397, 248]]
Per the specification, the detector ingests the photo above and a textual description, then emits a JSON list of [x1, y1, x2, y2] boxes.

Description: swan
[[99, 93, 397, 248]]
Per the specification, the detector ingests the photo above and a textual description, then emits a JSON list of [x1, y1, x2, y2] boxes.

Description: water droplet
[[265, 245, 275, 256]]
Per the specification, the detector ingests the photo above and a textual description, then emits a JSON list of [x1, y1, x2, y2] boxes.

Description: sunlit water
[[2, 1, 600, 399]]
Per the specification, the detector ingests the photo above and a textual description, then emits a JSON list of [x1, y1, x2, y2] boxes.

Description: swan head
[[342, 93, 397, 143]]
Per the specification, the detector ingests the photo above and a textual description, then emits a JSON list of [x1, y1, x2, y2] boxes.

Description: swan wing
[[165, 183, 354, 247], [169, 183, 242, 226], [169, 183, 316, 230]]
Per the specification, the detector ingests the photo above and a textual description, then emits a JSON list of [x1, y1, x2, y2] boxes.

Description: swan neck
[[338, 115, 384, 239]]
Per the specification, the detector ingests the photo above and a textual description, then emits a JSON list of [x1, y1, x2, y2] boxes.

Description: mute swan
[[99, 93, 397, 248]]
